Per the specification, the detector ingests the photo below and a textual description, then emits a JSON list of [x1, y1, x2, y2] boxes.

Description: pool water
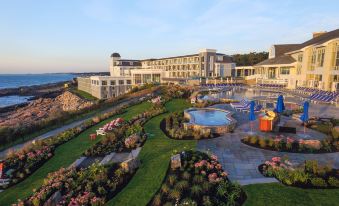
[[188, 109, 230, 126]]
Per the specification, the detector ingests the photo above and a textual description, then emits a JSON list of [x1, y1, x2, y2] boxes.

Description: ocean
[[0, 73, 75, 89], [0, 73, 75, 108]]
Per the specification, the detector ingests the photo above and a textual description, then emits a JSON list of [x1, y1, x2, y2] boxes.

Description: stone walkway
[[197, 103, 339, 185], [198, 132, 339, 185]]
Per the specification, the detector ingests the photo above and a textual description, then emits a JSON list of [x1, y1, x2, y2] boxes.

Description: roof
[[255, 55, 296, 66], [274, 44, 301, 56], [286, 29, 339, 53], [300, 29, 339, 48], [216, 56, 233, 63], [111, 53, 121, 58], [142, 53, 199, 61]]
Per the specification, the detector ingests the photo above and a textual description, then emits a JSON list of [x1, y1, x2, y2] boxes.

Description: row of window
[[91, 79, 131, 86]]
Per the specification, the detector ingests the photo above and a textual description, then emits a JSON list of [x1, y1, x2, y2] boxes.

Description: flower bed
[[0, 144, 54, 189], [260, 157, 339, 189], [241, 135, 339, 153], [161, 112, 218, 140], [14, 162, 136, 206], [149, 150, 246, 206], [0, 101, 144, 190], [84, 106, 166, 157]]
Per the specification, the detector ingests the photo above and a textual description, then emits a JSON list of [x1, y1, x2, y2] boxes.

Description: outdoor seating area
[[256, 83, 286, 88], [96, 117, 124, 135], [230, 99, 262, 112], [200, 83, 243, 88], [308, 91, 338, 103]]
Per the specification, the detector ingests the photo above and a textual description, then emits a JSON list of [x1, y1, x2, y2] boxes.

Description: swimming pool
[[188, 109, 230, 126], [184, 108, 237, 134]]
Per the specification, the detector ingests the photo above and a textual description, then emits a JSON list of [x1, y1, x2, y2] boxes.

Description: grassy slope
[[244, 183, 339, 206], [107, 99, 196, 206], [70, 88, 98, 101], [0, 102, 151, 205]]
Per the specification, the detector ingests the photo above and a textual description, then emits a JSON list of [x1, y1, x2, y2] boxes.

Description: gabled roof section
[[255, 55, 295, 66], [274, 44, 301, 56], [300, 29, 339, 48]]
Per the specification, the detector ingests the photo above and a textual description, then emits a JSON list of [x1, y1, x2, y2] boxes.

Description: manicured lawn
[[0, 102, 151, 205], [70, 88, 98, 101], [107, 99, 196, 206], [244, 183, 339, 206]]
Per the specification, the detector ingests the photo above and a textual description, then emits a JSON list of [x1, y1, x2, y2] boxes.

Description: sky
[[0, 0, 338, 74]]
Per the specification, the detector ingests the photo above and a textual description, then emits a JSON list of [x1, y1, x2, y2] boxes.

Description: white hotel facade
[[78, 49, 236, 99]]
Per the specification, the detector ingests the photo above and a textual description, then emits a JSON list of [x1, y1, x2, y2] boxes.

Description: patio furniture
[[96, 129, 106, 136]]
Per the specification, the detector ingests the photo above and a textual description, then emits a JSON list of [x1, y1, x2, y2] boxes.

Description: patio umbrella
[[249, 101, 256, 133], [300, 101, 309, 135], [275, 95, 285, 113]]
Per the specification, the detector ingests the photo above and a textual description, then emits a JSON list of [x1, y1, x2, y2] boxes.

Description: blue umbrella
[[249, 101, 256, 121], [300, 101, 309, 123], [276, 95, 285, 113], [248, 101, 256, 133], [300, 101, 309, 135]]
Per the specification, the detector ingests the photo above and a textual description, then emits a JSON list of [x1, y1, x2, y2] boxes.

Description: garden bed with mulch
[[241, 135, 339, 154], [160, 112, 220, 140], [258, 157, 339, 189]]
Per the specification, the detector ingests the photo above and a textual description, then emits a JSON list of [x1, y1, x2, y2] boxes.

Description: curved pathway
[[0, 90, 157, 159]]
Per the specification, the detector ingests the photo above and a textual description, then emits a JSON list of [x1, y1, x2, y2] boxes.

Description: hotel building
[[254, 29, 339, 92], [78, 49, 235, 99]]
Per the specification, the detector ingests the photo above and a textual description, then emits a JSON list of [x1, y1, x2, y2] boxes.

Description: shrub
[[168, 189, 181, 201], [258, 138, 267, 148], [249, 136, 258, 145], [310, 177, 327, 187], [152, 194, 162, 206], [190, 185, 202, 197], [328, 177, 339, 187]]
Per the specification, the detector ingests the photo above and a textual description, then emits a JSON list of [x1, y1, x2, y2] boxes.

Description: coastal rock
[[55, 91, 93, 111], [0, 91, 93, 127]]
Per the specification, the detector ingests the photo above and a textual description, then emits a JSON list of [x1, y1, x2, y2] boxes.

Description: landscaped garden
[[1, 85, 338, 206], [260, 157, 339, 188], [0, 101, 152, 205], [149, 150, 245, 206], [161, 112, 215, 140]]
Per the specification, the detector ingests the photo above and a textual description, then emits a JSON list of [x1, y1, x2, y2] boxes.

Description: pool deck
[[197, 104, 339, 185]]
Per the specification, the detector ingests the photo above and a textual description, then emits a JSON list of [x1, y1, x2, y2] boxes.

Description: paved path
[[0, 95, 150, 159], [197, 104, 339, 185]]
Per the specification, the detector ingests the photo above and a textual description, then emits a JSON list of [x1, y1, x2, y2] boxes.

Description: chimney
[[312, 31, 327, 38]]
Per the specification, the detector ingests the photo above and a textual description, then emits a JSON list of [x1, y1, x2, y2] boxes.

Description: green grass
[[0, 102, 151, 205], [106, 99, 196, 206], [244, 183, 339, 206], [70, 88, 98, 101]]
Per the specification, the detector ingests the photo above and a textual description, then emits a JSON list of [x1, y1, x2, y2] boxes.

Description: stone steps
[[237, 177, 279, 185]]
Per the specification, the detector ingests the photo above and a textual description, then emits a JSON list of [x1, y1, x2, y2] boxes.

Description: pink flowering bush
[[15, 162, 135, 206], [150, 150, 245, 206], [84, 106, 165, 157], [262, 157, 339, 188], [242, 135, 336, 153], [1, 144, 54, 189]]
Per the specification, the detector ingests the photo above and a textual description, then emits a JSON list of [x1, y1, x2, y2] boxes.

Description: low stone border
[[184, 107, 237, 134]]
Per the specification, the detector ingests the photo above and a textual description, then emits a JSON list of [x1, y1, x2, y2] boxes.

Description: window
[[280, 67, 290, 75], [126, 80, 131, 84], [110, 80, 116, 85], [298, 54, 303, 62], [336, 46, 339, 68], [102, 81, 107, 86], [317, 49, 325, 67], [119, 80, 124, 85]]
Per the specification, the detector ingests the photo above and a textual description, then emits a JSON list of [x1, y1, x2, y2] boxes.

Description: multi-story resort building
[[254, 29, 339, 91], [78, 49, 235, 99]]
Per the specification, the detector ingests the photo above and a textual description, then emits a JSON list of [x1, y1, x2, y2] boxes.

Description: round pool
[[184, 108, 237, 134], [188, 109, 230, 126]]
